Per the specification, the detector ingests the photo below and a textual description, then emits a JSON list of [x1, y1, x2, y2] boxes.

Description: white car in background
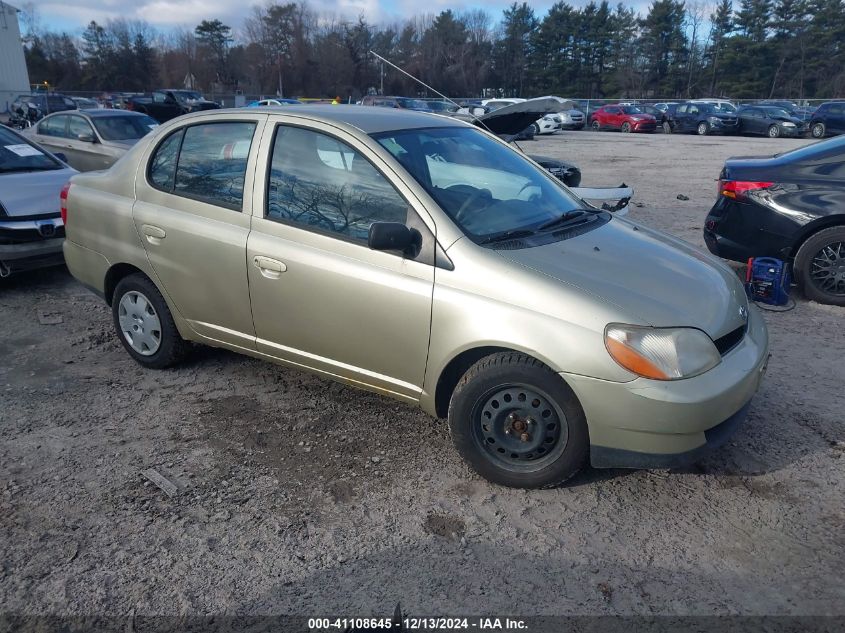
[[481, 98, 562, 135]]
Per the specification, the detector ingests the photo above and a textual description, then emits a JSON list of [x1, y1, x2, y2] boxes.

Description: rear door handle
[[142, 224, 166, 245], [253, 255, 287, 279]]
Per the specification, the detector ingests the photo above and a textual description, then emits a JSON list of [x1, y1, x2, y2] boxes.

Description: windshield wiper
[[536, 209, 594, 231], [479, 228, 536, 245]]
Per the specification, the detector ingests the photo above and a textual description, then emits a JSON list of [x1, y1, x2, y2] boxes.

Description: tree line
[[20, 0, 845, 100]]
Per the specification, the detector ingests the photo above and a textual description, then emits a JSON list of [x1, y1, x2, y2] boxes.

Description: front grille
[[714, 324, 746, 355]]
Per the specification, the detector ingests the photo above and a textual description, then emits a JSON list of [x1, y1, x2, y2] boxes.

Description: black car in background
[[704, 135, 845, 305], [640, 104, 674, 132], [737, 105, 807, 137], [809, 101, 845, 138], [127, 90, 220, 122], [671, 102, 739, 135]]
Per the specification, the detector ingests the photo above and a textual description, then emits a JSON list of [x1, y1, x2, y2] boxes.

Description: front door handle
[[141, 224, 166, 245], [253, 255, 287, 279]]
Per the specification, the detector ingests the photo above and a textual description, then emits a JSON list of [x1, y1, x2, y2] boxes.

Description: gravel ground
[[1, 130, 844, 622]]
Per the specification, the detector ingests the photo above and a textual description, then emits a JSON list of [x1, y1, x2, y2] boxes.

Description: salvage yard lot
[[1, 131, 843, 617]]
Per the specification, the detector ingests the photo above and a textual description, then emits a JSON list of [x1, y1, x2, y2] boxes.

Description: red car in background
[[590, 105, 657, 133]]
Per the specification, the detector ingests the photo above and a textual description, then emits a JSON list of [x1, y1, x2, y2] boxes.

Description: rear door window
[[173, 122, 256, 209], [38, 115, 69, 138], [147, 121, 257, 210]]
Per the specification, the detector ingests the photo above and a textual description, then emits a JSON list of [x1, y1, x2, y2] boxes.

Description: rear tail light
[[719, 180, 774, 200], [60, 182, 71, 225]]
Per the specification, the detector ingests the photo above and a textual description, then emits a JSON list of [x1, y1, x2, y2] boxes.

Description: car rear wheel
[[448, 352, 589, 488], [811, 122, 826, 138], [591, 120, 600, 131], [697, 122, 710, 136], [621, 122, 631, 133], [795, 226, 845, 306], [112, 274, 188, 368], [767, 125, 781, 138]]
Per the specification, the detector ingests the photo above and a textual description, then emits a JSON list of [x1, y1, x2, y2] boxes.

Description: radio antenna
[[367, 49, 502, 140]]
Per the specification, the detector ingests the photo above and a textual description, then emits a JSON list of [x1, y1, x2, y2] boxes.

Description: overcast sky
[[32, 0, 655, 35]]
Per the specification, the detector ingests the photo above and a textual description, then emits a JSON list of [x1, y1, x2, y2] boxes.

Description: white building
[[0, 1, 30, 112]]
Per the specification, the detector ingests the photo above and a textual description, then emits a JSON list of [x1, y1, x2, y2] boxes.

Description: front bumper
[[632, 121, 656, 132], [563, 304, 769, 469]]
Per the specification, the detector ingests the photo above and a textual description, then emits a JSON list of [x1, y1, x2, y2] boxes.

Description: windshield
[[93, 114, 159, 141], [763, 107, 792, 119], [427, 101, 458, 113], [172, 91, 203, 103], [621, 106, 643, 114], [396, 98, 430, 110], [710, 102, 736, 113], [373, 127, 588, 241], [0, 126, 62, 172]]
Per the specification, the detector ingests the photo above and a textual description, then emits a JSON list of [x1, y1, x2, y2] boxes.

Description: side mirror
[[54, 152, 68, 163], [368, 222, 418, 253], [77, 133, 95, 143]]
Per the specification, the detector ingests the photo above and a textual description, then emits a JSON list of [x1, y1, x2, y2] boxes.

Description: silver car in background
[[0, 125, 75, 277], [23, 110, 159, 172]]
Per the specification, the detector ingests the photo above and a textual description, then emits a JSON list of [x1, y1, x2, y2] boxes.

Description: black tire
[[111, 273, 188, 368], [811, 122, 826, 138], [448, 352, 589, 488], [532, 123, 540, 136], [591, 120, 601, 131], [621, 121, 631, 133], [697, 121, 710, 136], [767, 124, 781, 138], [794, 226, 845, 306]]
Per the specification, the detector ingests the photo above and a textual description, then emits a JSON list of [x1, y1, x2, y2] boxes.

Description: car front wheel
[[768, 125, 781, 138], [811, 122, 826, 138], [591, 120, 601, 131], [697, 122, 710, 136], [795, 226, 845, 306], [621, 122, 631, 133], [448, 352, 589, 488], [112, 274, 188, 368]]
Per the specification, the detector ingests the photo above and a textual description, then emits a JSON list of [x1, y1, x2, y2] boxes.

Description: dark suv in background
[[809, 102, 845, 138], [671, 102, 739, 135]]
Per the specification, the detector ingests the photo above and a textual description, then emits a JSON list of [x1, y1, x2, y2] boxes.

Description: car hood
[[0, 167, 76, 217], [450, 97, 562, 136], [498, 218, 748, 338]]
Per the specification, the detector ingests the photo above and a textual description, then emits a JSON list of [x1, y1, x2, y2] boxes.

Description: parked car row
[[587, 99, 845, 138]]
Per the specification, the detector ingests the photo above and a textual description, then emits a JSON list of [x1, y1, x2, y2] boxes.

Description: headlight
[[707, 116, 721, 124], [604, 324, 721, 380]]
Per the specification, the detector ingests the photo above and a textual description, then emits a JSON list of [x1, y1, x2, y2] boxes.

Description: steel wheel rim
[[810, 241, 845, 297], [118, 291, 162, 355], [471, 384, 568, 473]]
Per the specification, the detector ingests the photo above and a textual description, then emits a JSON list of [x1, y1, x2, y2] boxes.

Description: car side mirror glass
[[54, 152, 68, 163], [77, 133, 95, 143], [368, 222, 419, 254]]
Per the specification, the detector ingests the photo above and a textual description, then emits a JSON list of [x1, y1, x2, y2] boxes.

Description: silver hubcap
[[118, 291, 162, 355]]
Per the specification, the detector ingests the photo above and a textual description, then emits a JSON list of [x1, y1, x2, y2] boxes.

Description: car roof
[[210, 105, 469, 134], [43, 109, 148, 119]]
